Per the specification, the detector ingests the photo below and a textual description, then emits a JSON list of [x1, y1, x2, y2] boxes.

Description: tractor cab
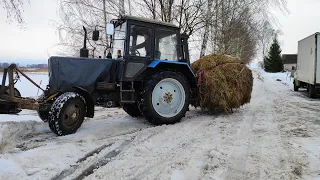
[[104, 16, 190, 81], [106, 16, 189, 62]]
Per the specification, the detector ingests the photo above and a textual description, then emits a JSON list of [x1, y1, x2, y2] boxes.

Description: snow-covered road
[[0, 69, 320, 180]]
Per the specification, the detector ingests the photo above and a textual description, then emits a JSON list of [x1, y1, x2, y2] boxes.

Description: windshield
[[112, 22, 127, 59]]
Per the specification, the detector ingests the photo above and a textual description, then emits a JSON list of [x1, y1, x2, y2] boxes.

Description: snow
[[0, 70, 320, 180]]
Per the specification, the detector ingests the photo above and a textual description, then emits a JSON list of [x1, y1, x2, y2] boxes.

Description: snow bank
[[0, 120, 45, 153], [254, 69, 294, 90]]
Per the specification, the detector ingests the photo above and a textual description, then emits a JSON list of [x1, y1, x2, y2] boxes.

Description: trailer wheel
[[122, 103, 142, 117], [308, 85, 317, 98], [139, 71, 190, 125], [293, 80, 299, 91], [48, 92, 86, 136], [4, 87, 21, 97]]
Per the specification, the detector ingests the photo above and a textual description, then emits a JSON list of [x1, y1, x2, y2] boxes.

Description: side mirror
[[92, 29, 99, 41], [106, 23, 114, 35]]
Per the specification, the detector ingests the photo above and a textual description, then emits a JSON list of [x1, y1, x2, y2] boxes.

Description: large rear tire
[[48, 92, 86, 136], [122, 103, 142, 117], [139, 71, 190, 125]]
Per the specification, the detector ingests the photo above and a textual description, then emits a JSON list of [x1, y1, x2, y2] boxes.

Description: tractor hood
[[48, 56, 121, 94]]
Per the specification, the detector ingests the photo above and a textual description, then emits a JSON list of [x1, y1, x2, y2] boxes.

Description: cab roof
[[119, 15, 179, 29]]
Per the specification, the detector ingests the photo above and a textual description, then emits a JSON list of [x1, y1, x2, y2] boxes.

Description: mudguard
[[148, 60, 195, 76], [147, 60, 197, 89], [73, 86, 94, 118]]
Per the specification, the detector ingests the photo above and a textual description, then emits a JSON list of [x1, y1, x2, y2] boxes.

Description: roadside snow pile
[[0, 120, 45, 153], [257, 70, 293, 87]]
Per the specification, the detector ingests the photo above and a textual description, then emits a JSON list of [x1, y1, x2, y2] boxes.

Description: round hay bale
[[191, 54, 253, 113]]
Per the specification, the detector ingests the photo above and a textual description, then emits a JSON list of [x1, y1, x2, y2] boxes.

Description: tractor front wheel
[[48, 92, 86, 136], [37, 93, 49, 122], [139, 71, 190, 125]]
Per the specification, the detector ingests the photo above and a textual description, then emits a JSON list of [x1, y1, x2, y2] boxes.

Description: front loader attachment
[[0, 64, 44, 114]]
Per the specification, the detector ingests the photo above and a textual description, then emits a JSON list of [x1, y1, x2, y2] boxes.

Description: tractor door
[[121, 23, 154, 81], [154, 28, 180, 61]]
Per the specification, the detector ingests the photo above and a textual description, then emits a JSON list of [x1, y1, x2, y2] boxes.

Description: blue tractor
[[0, 16, 198, 136]]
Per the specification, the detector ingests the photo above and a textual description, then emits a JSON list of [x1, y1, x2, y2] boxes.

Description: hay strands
[[195, 62, 244, 85]]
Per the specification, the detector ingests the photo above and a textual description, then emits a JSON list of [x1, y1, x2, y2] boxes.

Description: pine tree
[[264, 37, 283, 72]]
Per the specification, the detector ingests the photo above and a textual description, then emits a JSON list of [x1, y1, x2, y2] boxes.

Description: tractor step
[[120, 81, 136, 103], [0, 99, 21, 114], [120, 90, 135, 92], [121, 100, 135, 103]]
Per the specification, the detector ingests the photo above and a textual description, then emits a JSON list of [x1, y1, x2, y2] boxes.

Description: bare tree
[[258, 20, 275, 59], [199, 0, 213, 57], [196, 0, 287, 63], [55, 0, 121, 57], [1, 0, 30, 24], [54, 0, 287, 64]]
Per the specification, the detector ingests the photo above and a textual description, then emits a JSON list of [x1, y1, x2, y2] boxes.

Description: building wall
[[284, 63, 297, 71]]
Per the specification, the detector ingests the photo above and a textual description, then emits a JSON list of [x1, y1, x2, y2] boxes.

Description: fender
[[72, 86, 94, 118], [147, 60, 197, 91], [148, 60, 195, 76]]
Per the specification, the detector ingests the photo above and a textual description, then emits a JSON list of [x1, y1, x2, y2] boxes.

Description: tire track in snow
[[51, 142, 114, 180], [86, 113, 223, 180], [273, 93, 318, 178], [52, 139, 133, 180], [215, 71, 290, 179], [51, 119, 181, 180]]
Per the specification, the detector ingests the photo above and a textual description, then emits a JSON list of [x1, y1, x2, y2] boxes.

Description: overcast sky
[[1, 0, 320, 63], [0, 0, 58, 63]]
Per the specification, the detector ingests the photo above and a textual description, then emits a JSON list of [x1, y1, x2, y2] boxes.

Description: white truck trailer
[[294, 32, 320, 98]]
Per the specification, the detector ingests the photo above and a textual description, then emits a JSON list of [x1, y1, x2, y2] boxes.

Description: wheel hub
[[163, 92, 173, 104], [64, 105, 80, 127], [152, 78, 186, 118]]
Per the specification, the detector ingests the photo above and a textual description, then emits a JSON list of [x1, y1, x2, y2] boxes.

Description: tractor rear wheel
[[48, 92, 86, 136], [139, 71, 190, 125], [122, 103, 142, 117]]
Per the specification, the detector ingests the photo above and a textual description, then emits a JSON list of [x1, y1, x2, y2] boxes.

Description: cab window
[[155, 29, 178, 61], [129, 25, 152, 57]]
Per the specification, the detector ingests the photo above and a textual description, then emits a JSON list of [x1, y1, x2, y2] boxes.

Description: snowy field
[[1, 69, 320, 180]]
